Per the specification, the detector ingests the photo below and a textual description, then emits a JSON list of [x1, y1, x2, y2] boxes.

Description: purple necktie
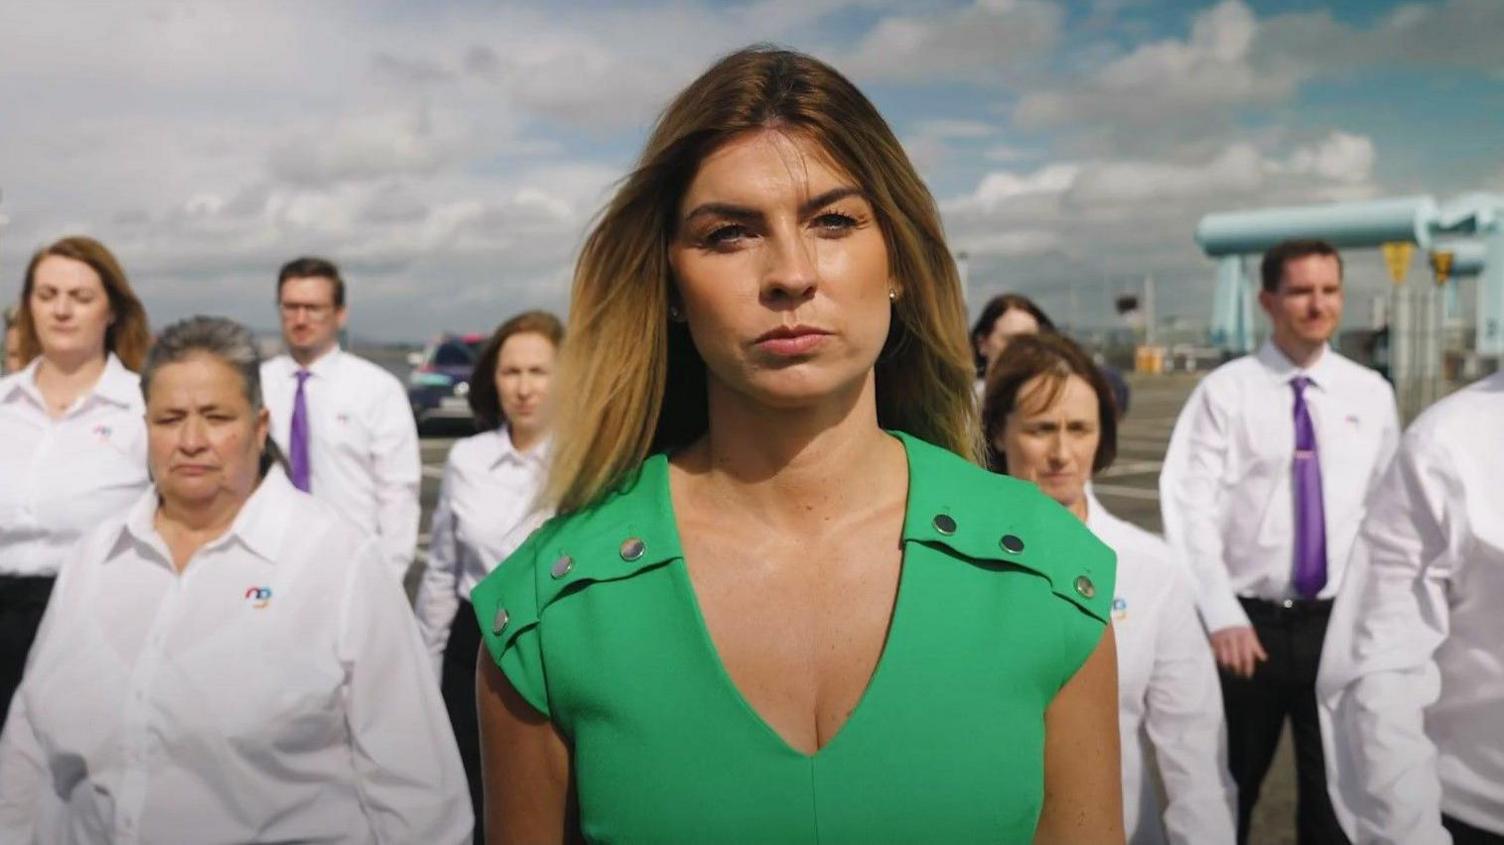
[[1291, 376, 1327, 598], [289, 369, 312, 492]]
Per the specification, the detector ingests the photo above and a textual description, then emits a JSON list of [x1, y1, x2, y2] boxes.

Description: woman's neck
[[683, 373, 903, 529], [1068, 494, 1088, 523], [155, 492, 247, 571], [34, 351, 107, 416], [508, 423, 544, 454]]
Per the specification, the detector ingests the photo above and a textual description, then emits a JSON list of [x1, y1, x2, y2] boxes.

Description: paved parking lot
[[411, 372, 1300, 843]]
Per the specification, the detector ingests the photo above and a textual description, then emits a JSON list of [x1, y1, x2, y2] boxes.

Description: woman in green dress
[[473, 46, 1124, 844]]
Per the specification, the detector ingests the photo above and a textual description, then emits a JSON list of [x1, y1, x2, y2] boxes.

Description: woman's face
[[494, 331, 556, 441], [147, 354, 269, 510], [29, 255, 114, 363], [978, 308, 1039, 369], [996, 373, 1099, 512], [668, 129, 892, 410]]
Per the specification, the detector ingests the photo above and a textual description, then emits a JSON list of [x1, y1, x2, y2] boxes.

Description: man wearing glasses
[[261, 257, 420, 583]]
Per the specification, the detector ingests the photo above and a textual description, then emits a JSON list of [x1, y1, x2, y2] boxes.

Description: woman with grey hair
[[0, 316, 471, 843]]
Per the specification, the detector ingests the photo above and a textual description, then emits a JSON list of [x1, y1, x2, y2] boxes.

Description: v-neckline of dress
[[660, 432, 916, 760]]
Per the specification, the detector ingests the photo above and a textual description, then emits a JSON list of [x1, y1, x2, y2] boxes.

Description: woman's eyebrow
[[680, 186, 866, 225]]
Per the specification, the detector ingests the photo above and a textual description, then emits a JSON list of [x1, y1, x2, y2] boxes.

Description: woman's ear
[[255, 406, 270, 450]]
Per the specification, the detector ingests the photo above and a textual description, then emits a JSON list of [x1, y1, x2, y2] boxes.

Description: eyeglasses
[[278, 302, 335, 317]]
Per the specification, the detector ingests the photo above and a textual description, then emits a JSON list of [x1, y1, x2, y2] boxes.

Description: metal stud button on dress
[[551, 555, 574, 579], [1073, 576, 1095, 599], [620, 538, 646, 562], [492, 607, 510, 634], [999, 534, 1025, 554], [932, 514, 957, 535]]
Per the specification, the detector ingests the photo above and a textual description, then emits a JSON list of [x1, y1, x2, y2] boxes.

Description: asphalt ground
[[410, 372, 1300, 843]]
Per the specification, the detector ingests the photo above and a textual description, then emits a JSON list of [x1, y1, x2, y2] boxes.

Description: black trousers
[[1446, 814, 1504, 845], [1220, 597, 1348, 845], [443, 598, 485, 845], [0, 575, 54, 732]]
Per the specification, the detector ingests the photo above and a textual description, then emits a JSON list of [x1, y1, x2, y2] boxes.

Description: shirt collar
[[1257, 340, 1336, 389], [0, 357, 43, 406], [276, 345, 342, 378], [0, 353, 138, 410], [93, 354, 142, 407], [492, 426, 551, 469], [116, 467, 296, 567]]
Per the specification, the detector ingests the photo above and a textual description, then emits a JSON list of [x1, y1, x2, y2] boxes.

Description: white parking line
[[1095, 459, 1163, 478], [1091, 483, 1161, 502]]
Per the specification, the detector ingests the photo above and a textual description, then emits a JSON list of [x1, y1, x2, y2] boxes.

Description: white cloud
[[984, 144, 1034, 163], [954, 164, 1082, 212], [1258, 0, 1504, 74], [1277, 132, 1375, 185], [267, 106, 476, 188], [1014, 0, 1298, 133], [838, 0, 1064, 83], [936, 131, 1386, 306]]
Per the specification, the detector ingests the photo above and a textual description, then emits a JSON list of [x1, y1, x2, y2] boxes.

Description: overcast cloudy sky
[[2, 0, 1500, 342]]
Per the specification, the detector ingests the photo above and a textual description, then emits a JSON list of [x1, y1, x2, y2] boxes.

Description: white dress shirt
[[1087, 490, 1237, 844], [0, 468, 471, 844], [414, 427, 550, 676], [261, 347, 420, 581], [1317, 371, 1504, 843], [1160, 342, 1400, 631], [0, 354, 149, 578]]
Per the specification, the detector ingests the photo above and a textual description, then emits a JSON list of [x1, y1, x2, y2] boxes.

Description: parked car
[[407, 333, 486, 431]]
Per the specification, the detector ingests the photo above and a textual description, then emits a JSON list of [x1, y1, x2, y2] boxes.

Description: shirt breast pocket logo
[[1111, 596, 1128, 622], [325, 407, 369, 453]]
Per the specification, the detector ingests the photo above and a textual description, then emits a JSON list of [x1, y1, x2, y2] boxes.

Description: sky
[[1, 0, 1500, 343]]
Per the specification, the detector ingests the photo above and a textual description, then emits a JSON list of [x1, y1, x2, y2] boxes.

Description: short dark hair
[[1260, 239, 1342, 294], [980, 332, 1118, 476], [969, 293, 1056, 377], [142, 315, 287, 479], [468, 310, 565, 431], [277, 256, 345, 307]]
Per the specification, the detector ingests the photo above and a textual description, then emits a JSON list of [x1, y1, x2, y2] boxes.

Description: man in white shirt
[[1318, 370, 1504, 845], [261, 257, 420, 582], [1161, 239, 1400, 844]]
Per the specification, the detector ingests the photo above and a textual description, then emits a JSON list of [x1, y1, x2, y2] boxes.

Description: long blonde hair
[[546, 46, 979, 513]]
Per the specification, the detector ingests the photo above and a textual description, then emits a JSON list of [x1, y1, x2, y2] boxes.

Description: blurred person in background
[[0, 236, 151, 728], [970, 293, 1054, 393], [0, 316, 470, 843], [260, 257, 420, 582], [970, 291, 1130, 415], [1160, 239, 1400, 844], [985, 332, 1236, 844], [414, 309, 562, 844], [4, 306, 23, 373], [471, 47, 1123, 843], [1318, 369, 1504, 845]]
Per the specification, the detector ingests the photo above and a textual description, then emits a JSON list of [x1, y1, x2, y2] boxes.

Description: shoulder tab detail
[[525, 454, 684, 612], [896, 431, 1117, 623]]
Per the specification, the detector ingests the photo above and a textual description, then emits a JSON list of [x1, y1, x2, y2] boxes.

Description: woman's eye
[[705, 224, 751, 246], [812, 212, 857, 234]]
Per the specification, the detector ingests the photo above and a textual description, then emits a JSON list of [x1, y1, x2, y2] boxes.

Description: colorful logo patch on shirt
[[244, 586, 272, 609], [92, 424, 113, 441], [1111, 596, 1128, 622]]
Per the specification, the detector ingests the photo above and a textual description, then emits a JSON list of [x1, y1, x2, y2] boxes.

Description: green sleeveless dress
[[471, 432, 1115, 843]]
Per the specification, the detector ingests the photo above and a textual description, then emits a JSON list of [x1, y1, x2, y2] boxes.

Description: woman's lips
[[754, 326, 831, 357]]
